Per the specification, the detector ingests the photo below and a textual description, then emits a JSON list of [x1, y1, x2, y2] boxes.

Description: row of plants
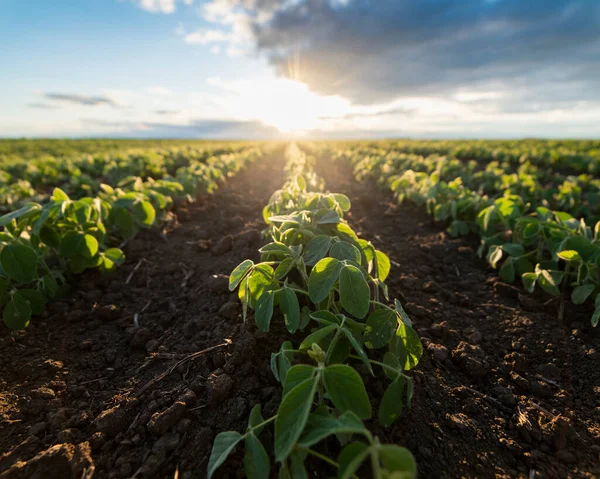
[[209, 144, 422, 478], [326, 144, 599, 222], [0, 143, 260, 212], [326, 139, 600, 175], [0, 147, 264, 330], [331, 145, 600, 327]]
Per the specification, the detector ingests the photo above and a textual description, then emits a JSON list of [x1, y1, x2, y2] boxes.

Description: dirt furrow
[[0, 149, 288, 478], [316, 157, 600, 478]]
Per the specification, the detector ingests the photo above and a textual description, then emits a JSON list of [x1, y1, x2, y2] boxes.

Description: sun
[[246, 78, 349, 133]]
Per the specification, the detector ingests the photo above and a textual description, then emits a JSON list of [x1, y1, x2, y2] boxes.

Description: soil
[[0, 149, 599, 479]]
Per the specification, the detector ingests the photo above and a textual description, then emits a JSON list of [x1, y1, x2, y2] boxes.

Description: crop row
[[210, 144, 422, 478], [329, 144, 600, 327], [326, 139, 600, 175], [0, 146, 264, 329], [0, 143, 260, 212]]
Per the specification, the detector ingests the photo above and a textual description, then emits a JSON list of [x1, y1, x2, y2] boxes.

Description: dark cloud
[[82, 118, 281, 139], [44, 93, 120, 107], [232, 0, 600, 104], [27, 102, 60, 110], [320, 107, 414, 120]]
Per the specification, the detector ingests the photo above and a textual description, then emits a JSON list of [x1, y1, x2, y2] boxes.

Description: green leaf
[[342, 327, 374, 375], [289, 452, 308, 479], [207, 431, 243, 479], [502, 243, 525, 257], [299, 411, 366, 448], [330, 242, 361, 264], [572, 284, 595, 305], [244, 433, 270, 479], [499, 258, 515, 283], [365, 309, 397, 349], [132, 200, 156, 226], [274, 258, 294, 281], [308, 257, 342, 303], [279, 287, 300, 334], [3, 292, 32, 329], [282, 365, 315, 397], [338, 443, 370, 479], [522, 272, 537, 293], [557, 250, 582, 262], [392, 322, 423, 371], [230, 260, 254, 291], [255, 290, 274, 332], [275, 375, 319, 462], [1, 244, 38, 283], [375, 250, 391, 281], [60, 232, 99, 259], [379, 445, 417, 478], [323, 364, 371, 419], [0, 204, 42, 227], [303, 235, 332, 266], [104, 248, 125, 266], [339, 265, 370, 319], [299, 324, 337, 351], [383, 351, 402, 380], [333, 193, 351, 211], [52, 188, 70, 202], [260, 242, 293, 257], [271, 341, 294, 385], [18, 289, 47, 315], [378, 375, 405, 426], [592, 308, 600, 327], [248, 404, 265, 434]]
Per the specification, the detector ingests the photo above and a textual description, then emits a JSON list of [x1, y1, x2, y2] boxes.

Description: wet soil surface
[[1, 149, 598, 479], [317, 158, 600, 478]]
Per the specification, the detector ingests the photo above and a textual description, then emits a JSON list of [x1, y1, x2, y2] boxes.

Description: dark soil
[[1, 149, 598, 479], [317, 158, 600, 478], [0, 150, 289, 479]]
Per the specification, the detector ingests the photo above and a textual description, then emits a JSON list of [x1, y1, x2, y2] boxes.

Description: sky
[[1, 0, 599, 139]]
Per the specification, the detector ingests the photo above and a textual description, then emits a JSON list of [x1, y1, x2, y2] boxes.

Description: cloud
[[320, 107, 414, 120], [134, 0, 193, 14], [82, 118, 281, 138], [27, 102, 60, 110], [202, 0, 600, 108], [154, 109, 179, 115], [184, 29, 232, 45], [44, 93, 121, 107]]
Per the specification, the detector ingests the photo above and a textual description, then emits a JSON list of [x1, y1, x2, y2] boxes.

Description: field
[[0, 139, 599, 478]]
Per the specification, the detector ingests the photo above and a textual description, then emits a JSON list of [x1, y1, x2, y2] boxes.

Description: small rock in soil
[[56, 428, 80, 443], [211, 235, 233, 256], [29, 422, 47, 436], [178, 389, 197, 407], [207, 373, 234, 405], [130, 328, 153, 349], [94, 406, 128, 437], [147, 402, 186, 436], [427, 343, 450, 362], [452, 341, 489, 379], [47, 408, 75, 431], [218, 302, 239, 320], [207, 274, 229, 293], [152, 432, 181, 458], [31, 387, 56, 400]]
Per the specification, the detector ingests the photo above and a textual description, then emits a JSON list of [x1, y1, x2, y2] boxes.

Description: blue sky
[[1, 0, 599, 138]]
